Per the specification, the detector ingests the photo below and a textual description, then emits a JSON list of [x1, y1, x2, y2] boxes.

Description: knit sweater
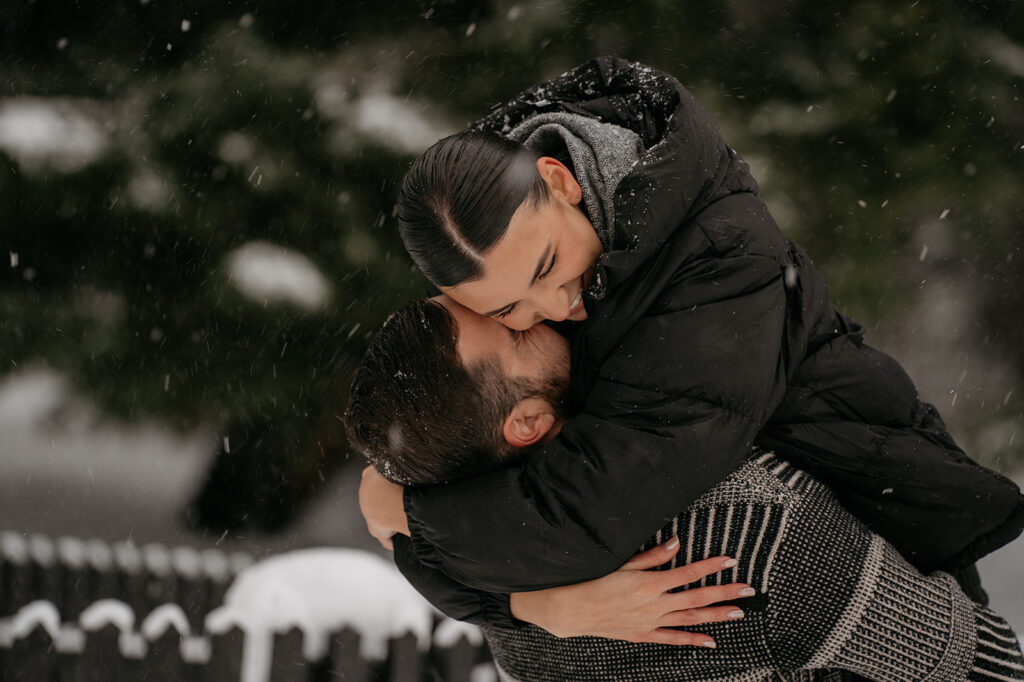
[[483, 452, 1024, 682]]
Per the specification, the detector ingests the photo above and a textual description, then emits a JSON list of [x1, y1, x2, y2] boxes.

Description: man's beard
[[517, 369, 571, 420]]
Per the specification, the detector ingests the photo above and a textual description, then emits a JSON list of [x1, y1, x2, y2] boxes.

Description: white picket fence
[[0, 531, 494, 681]]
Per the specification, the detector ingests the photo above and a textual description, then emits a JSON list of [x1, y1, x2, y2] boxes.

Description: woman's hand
[[508, 538, 753, 647], [358, 465, 410, 550]]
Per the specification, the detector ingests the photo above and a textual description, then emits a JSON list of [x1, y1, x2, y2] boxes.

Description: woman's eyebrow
[[528, 241, 553, 286]]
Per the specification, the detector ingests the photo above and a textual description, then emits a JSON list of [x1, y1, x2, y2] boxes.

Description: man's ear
[[536, 157, 582, 205], [503, 397, 558, 449]]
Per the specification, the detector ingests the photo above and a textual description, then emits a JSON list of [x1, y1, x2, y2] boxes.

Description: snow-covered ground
[[0, 366, 1021, 636]]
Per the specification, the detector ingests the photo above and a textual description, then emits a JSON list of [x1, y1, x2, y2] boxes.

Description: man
[[345, 296, 1024, 682]]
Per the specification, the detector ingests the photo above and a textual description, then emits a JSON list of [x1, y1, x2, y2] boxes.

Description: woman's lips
[[569, 290, 584, 315], [568, 273, 587, 317]]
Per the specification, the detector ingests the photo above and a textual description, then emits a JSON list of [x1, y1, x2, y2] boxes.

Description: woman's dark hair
[[397, 131, 550, 287]]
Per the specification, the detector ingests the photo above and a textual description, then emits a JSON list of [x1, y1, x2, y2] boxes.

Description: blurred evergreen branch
[[1, 0, 1021, 528]]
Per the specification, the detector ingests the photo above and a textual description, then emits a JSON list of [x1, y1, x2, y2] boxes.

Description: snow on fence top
[[0, 530, 491, 682], [0, 530, 252, 582]]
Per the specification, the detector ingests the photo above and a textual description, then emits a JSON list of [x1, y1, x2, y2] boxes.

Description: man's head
[[344, 296, 570, 486]]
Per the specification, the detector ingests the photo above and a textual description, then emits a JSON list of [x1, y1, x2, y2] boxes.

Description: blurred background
[[1, 0, 1021, 622]]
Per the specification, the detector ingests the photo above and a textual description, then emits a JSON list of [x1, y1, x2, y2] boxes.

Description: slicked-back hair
[[344, 299, 522, 486], [397, 131, 550, 288]]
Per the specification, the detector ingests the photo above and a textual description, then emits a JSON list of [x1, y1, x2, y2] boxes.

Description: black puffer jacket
[[398, 57, 1024, 622]]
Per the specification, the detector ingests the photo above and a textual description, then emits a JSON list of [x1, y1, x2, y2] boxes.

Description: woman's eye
[[537, 253, 558, 281], [495, 305, 516, 320]]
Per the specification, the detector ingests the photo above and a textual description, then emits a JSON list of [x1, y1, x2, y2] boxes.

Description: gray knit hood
[[508, 113, 644, 253]]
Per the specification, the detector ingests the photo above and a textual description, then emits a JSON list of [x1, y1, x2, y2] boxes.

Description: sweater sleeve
[[784, 536, 1024, 681], [759, 458, 1024, 681], [405, 241, 792, 593]]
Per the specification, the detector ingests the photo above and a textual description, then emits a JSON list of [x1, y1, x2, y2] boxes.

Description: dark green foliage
[[2, 0, 1021, 530]]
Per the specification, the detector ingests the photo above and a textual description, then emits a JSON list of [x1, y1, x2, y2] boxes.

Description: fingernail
[[721, 558, 737, 569], [738, 587, 756, 597], [665, 537, 679, 551], [728, 609, 744, 619], [702, 640, 717, 648]]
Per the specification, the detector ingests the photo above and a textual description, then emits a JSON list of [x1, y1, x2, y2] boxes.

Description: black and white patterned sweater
[[484, 452, 1024, 682]]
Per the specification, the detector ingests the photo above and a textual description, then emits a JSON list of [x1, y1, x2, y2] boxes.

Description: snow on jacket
[[400, 56, 1024, 610]]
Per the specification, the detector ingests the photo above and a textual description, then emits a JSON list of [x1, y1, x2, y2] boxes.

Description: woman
[[360, 56, 1024, 639]]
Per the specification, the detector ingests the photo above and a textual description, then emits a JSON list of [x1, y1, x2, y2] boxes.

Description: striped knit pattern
[[483, 452, 1022, 682], [810, 542, 976, 681], [969, 605, 1024, 681]]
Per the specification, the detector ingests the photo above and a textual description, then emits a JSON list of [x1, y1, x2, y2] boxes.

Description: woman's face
[[442, 158, 603, 331]]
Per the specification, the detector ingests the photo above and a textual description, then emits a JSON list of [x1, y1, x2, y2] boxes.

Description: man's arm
[[758, 457, 1024, 681]]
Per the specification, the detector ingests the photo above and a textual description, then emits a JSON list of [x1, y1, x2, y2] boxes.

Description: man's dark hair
[[397, 131, 550, 288], [344, 299, 527, 485]]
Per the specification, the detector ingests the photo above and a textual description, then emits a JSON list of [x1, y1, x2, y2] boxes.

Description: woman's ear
[[503, 397, 558, 449], [536, 157, 582, 205]]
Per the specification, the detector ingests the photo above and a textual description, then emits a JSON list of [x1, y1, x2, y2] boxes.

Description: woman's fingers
[[652, 555, 738, 591], [624, 545, 737, 584], [665, 583, 756, 611], [642, 628, 718, 648], [621, 537, 681, 570], [368, 526, 395, 550], [657, 605, 746, 628]]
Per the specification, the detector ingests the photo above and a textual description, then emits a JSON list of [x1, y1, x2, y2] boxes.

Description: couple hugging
[[345, 57, 1024, 681]]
